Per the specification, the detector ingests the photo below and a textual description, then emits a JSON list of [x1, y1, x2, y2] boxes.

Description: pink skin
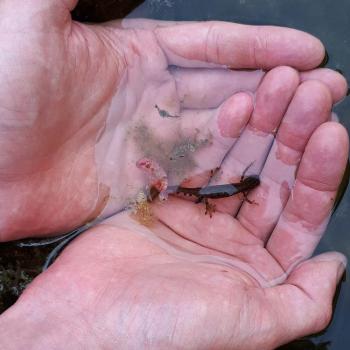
[[0, 1, 349, 349], [300, 68, 348, 103], [235, 79, 333, 234], [136, 158, 168, 193]]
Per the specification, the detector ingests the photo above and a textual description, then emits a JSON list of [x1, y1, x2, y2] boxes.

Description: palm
[[0, 5, 268, 239], [17, 211, 280, 350], [0, 2, 334, 241]]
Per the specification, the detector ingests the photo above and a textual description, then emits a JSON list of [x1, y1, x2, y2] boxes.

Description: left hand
[[0, 0, 344, 240]]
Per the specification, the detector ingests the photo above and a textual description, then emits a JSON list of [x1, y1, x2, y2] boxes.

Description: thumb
[[266, 252, 346, 348], [0, 0, 77, 29]]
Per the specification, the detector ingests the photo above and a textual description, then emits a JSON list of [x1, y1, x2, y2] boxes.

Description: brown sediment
[[129, 191, 155, 227], [165, 132, 213, 181], [169, 133, 212, 161], [129, 121, 212, 183]]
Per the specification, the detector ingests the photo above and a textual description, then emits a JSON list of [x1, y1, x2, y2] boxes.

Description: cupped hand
[[0, 65, 348, 350], [1, 0, 344, 240]]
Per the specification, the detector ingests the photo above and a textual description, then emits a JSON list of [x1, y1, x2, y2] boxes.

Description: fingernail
[[335, 68, 344, 76], [332, 269, 346, 311], [337, 259, 347, 282], [340, 269, 346, 283], [312, 252, 347, 282], [331, 253, 347, 282], [318, 50, 329, 68]]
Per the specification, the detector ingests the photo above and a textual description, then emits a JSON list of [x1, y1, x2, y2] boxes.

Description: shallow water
[[1, 1, 349, 349], [126, 2, 350, 348]]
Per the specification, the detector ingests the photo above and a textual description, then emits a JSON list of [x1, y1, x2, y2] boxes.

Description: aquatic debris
[[155, 104, 181, 118], [169, 141, 197, 160], [133, 157, 171, 225], [136, 157, 168, 200], [169, 134, 212, 161], [130, 190, 154, 226]]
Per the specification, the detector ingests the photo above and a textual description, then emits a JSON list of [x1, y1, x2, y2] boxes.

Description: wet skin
[[0, 1, 349, 349]]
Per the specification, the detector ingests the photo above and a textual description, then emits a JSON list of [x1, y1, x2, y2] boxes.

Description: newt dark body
[[168, 175, 260, 199], [139, 156, 260, 217], [163, 175, 260, 217]]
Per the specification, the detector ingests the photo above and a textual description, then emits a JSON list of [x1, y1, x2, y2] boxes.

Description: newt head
[[240, 175, 260, 189]]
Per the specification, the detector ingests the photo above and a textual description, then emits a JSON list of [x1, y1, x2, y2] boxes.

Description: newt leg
[[240, 162, 255, 182], [195, 196, 203, 204], [209, 166, 221, 181], [193, 196, 215, 217], [204, 198, 216, 217], [242, 191, 258, 205]]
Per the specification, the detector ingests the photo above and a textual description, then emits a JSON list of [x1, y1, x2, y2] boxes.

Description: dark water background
[[1, 1, 349, 349]]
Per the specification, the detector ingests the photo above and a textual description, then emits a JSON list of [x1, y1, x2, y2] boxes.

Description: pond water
[[127, 2, 350, 349], [0, 1, 349, 349]]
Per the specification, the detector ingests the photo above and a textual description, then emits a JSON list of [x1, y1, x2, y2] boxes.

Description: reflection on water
[[1, 1, 350, 349]]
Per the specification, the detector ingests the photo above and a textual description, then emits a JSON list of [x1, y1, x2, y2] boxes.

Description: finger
[[266, 122, 349, 271], [152, 195, 290, 286], [172, 67, 264, 109], [211, 66, 299, 214], [173, 92, 253, 186], [61, 0, 78, 10], [155, 22, 325, 69], [0, 0, 76, 28], [264, 252, 346, 347], [300, 68, 348, 103], [121, 18, 179, 29], [153, 196, 259, 253], [0, 0, 78, 10], [238, 80, 333, 241]]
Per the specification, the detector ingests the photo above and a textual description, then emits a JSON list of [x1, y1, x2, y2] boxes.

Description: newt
[[165, 175, 260, 216], [136, 157, 260, 217]]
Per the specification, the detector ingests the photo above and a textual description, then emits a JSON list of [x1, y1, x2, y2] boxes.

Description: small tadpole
[[155, 104, 181, 118]]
